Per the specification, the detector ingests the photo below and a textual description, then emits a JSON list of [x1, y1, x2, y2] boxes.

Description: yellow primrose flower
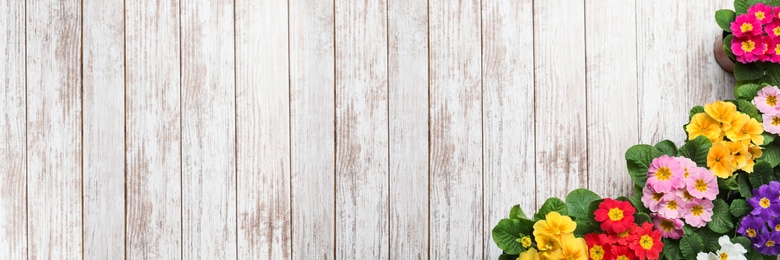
[[535, 234, 561, 253], [704, 101, 738, 131], [744, 145, 763, 173], [745, 118, 765, 145], [521, 236, 532, 248], [533, 212, 576, 239], [726, 113, 750, 142], [517, 248, 540, 260], [686, 113, 721, 142], [708, 142, 737, 178], [726, 141, 751, 170], [547, 234, 588, 260]]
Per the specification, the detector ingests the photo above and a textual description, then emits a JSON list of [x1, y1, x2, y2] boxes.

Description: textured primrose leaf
[[738, 173, 753, 198], [534, 198, 567, 221], [492, 218, 529, 255], [625, 145, 664, 187], [654, 140, 678, 156], [730, 199, 751, 218], [680, 233, 704, 259], [731, 99, 761, 121], [707, 199, 734, 234], [678, 136, 713, 167], [762, 132, 776, 146], [760, 140, 780, 168], [732, 236, 753, 251], [566, 188, 600, 221], [716, 9, 736, 32], [734, 62, 764, 81], [509, 205, 528, 220], [764, 64, 780, 86], [735, 0, 749, 14], [689, 105, 705, 120], [663, 238, 683, 260], [724, 34, 735, 60], [735, 83, 763, 101], [634, 212, 651, 225], [750, 161, 775, 188]]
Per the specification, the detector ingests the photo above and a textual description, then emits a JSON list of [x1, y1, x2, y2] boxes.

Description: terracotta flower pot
[[714, 34, 734, 73]]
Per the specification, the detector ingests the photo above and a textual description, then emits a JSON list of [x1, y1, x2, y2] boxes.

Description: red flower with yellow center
[[594, 199, 636, 234], [628, 223, 664, 260], [584, 233, 612, 260]]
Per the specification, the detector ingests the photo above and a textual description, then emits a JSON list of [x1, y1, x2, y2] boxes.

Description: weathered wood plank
[[388, 0, 428, 258], [82, 0, 125, 258], [335, 0, 389, 258], [429, 0, 483, 258], [289, 0, 335, 258], [585, 0, 637, 198], [25, 0, 82, 258], [0, 1, 26, 258], [686, 0, 734, 102], [125, 0, 182, 258], [180, 0, 236, 258], [235, 0, 291, 259], [533, 0, 587, 207], [482, 0, 535, 258]]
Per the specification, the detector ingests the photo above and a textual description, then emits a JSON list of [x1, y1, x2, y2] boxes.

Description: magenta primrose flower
[[733, 36, 767, 63], [749, 2, 774, 24], [732, 14, 763, 37], [647, 155, 683, 193]]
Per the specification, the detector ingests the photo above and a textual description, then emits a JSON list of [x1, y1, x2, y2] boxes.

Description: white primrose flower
[[694, 236, 747, 260], [696, 252, 717, 260]]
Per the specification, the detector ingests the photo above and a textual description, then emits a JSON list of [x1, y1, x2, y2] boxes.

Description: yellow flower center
[[608, 208, 624, 221], [773, 117, 780, 126], [652, 192, 664, 201], [683, 191, 694, 201], [695, 179, 708, 192], [617, 256, 629, 260], [767, 240, 776, 247], [757, 11, 766, 20], [691, 205, 704, 217], [660, 219, 675, 231], [667, 200, 678, 210], [589, 245, 605, 260], [655, 167, 672, 181], [761, 197, 771, 208], [768, 95, 777, 106], [684, 168, 690, 178], [776, 224, 780, 231], [742, 22, 754, 33], [747, 228, 757, 237], [640, 235, 654, 250], [743, 40, 756, 52], [775, 44, 780, 54], [521, 236, 531, 248], [617, 230, 630, 238], [720, 252, 729, 260]]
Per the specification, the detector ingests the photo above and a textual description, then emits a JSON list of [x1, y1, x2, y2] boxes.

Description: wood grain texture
[[0, 1, 26, 258], [585, 0, 637, 198], [335, 0, 389, 258], [429, 0, 483, 258], [180, 0, 236, 258], [482, 0, 535, 258], [125, 0, 182, 258], [235, 0, 291, 259], [533, 0, 587, 206], [25, 0, 82, 258], [388, 0, 428, 258], [686, 0, 734, 103], [289, 0, 335, 259], [82, 0, 125, 258]]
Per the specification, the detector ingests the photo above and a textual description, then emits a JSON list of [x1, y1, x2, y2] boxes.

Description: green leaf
[[680, 232, 704, 259], [723, 175, 740, 190], [735, 83, 763, 101], [735, 0, 750, 14], [625, 144, 664, 187], [492, 219, 530, 254], [732, 236, 753, 250], [655, 140, 678, 156], [534, 198, 567, 221], [678, 136, 714, 167], [716, 9, 737, 32], [734, 62, 765, 81], [707, 199, 735, 234], [509, 205, 528, 220], [690, 105, 705, 119], [725, 34, 736, 60], [629, 185, 649, 213], [749, 161, 775, 188], [738, 173, 754, 198], [663, 238, 683, 260], [730, 199, 751, 217], [763, 132, 776, 146], [573, 219, 599, 237], [765, 64, 780, 86], [566, 188, 601, 220], [498, 254, 519, 260], [760, 141, 780, 167], [731, 99, 762, 121], [635, 212, 651, 225]]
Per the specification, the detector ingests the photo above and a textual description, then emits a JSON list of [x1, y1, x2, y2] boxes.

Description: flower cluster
[[730, 3, 780, 63], [640, 155, 718, 238], [584, 199, 664, 260], [686, 101, 764, 178], [517, 212, 588, 260], [695, 236, 748, 260], [738, 181, 780, 255], [754, 86, 780, 135]]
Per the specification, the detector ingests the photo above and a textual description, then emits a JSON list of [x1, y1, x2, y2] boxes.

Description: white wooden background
[[0, 0, 736, 259]]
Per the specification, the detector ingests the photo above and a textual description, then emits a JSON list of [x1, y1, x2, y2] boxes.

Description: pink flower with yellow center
[[764, 112, 780, 135], [684, 199, 714, 228], [731, 14, 763, 37], [658, 195, 686, 219], [676, 156, 697, 180], [754, 86, 780, 114], [766, 41, 780, 63], [766, 21, 780, 40], [647, 155, 683, 193], [732, 36, 767, 63], [641, 186, 666, 212], [750, 3, 774, 24], [684, 167, 718, 200], [651, 213, 684, 239]]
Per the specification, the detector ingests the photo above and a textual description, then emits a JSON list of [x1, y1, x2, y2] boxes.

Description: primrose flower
[[733, 36, 767, 63], [535, 233, 560, 253], [684, 167, 718, 200], [719, 235, 749, 260], [748, 184, 780, 219], [646, 155, 683, 193], [686, 113, 721, 142], [766, 41, 780, 63], [767, 21, 780, 41], [705, 101, 738, 130], [594, 199, 636, 234], [769, 218, 780, 233], [762, 112, 780, 134], [548, 234, 588, 260], [750, 3, 774, 24], [629, 222, 663, 260], [725, 141, 752, 170], [738, 215, 767, 239], [650, 213, 684, 239], [707, 142, 737, 178], [754, 86, 780, 114], [676, 156, 697, 179], [657, 195, 686, 219], [641, 186, 666, 212], [517, 248, 540, 260], [584, 233, 611, 260], [533, 211, 576, 240], [682, 198, 714, 228], [732, 14, 763, 37], [756, 232, 780, 256]]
